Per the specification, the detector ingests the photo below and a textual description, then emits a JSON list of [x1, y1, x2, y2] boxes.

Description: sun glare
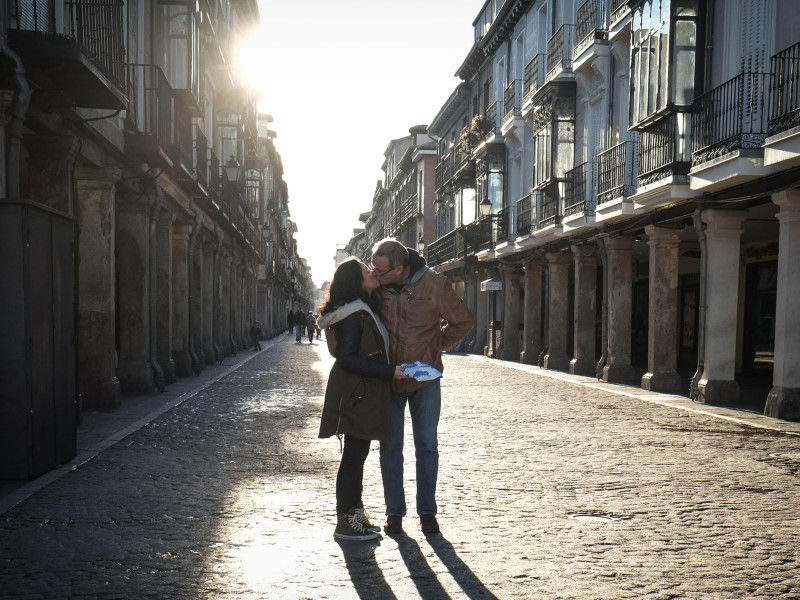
[[236, 30, 270, 95]]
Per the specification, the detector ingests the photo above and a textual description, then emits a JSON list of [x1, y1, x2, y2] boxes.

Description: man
[[370, 238, 474, 534]]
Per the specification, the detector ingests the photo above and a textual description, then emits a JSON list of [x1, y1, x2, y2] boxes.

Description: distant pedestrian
[[250, 321, 262, 351], [370, 238, 473, 535], [287, 311, 293, 334], [293, 309, 304, 343], [306, 311, 317, 344], [315, 314, 322, 340], [317, 258, 409, 541]]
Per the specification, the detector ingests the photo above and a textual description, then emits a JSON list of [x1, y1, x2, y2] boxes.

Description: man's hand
[[393, 365, 410, 381]]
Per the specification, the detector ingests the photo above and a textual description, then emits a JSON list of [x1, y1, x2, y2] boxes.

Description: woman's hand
[[393, 365, 410, 381]]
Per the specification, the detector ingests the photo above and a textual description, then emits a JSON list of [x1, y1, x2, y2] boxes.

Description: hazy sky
[[243, 0, 482, 286]]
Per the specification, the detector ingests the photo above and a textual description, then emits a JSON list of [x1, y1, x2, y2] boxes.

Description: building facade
[[0, 0, 313, 479], [351, 0, 800, 422]]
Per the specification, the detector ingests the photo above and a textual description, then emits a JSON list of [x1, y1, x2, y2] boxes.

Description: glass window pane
[[673, 20, 696, 106]]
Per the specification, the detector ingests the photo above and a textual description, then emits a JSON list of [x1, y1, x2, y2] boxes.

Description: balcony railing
[[692, 72, 770, 165], [547, 24, 575, 80], [486, 101, 504, 136], [575, 0, 606, 56], [496, 207, 511, 242], [523, 55, 545, 105], [597, 138, 637, 204], [769, 41, 800, 136], [610, 0, 630, 24], [469, 214, 503, 252], [400, 195, 417, 224], [194, 124, 208, 191], [65, 0, 125, 90], [208, 148, 220, 203], [126, 64, 174, 166], [539, 182, 561, 228], [173, 105, 194, 177], [427, 227, 465, 268], [565, 162, 594, 216], [516, 194, 533, 236], [637, 112, 691, 187], [503, 79, 522, 125]]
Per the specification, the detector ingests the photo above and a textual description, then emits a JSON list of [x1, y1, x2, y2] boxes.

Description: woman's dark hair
[[318, 257, 375, 315]]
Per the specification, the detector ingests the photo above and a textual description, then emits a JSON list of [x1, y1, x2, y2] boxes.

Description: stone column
[[156, 209, 175, 383], [75, 167, 122, 409], [642, 225, 683, 392], [219, 249, 233, 355], [172, 223, 192, 376], [500, 264, 522, 362], [189, 222, 204, 372], [765, 191, 800, 420], [202, 240, 216, 364], [602, 236, 636, 383], [570, 245, 598, 375], [544, 251, 571, 370], [697, 210, 745, 404], [116, 194, 155, 394], [521, 257, 544, 364], [472, 266, 488, 355], [23, 136, 80, 214]]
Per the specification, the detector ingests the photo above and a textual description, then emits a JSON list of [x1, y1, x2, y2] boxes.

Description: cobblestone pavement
[[2, 335, 800, 599]]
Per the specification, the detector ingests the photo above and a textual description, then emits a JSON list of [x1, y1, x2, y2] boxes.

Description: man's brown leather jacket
[[373, 263, 474, 394]]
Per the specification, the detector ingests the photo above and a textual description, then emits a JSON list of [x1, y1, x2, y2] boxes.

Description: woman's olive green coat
[[317, 300, 392, 441]]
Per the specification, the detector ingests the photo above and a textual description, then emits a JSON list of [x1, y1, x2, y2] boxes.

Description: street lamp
[[417, 235, 426, 254], [225, 156, 241, 182], [480, 196, 492, 217]]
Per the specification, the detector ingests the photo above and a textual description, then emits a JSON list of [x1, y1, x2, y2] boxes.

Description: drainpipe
[[1, 16, 31, 200], [595, 233, 609, 380], [690, 210, 707, 402]]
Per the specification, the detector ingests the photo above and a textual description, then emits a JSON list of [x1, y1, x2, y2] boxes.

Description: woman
[[317, 258, 407, 541]]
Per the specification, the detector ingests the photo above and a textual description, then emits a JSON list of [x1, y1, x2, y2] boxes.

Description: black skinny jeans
[[336, 435, 371, 514]]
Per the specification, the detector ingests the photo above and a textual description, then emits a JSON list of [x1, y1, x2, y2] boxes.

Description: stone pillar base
[[544, 353, 570, 371], [173, 353, 193, 377], [159, 358, 176, 384], [764, 386, 800, 421], [642, 371, 684, 393], [697, 379, 740, 404], [570, 358, 595, 376], [119, 362, 155, 395], [602, 362, 636, 383], [520, 351, 537, 365], [80, 379, 121, 410]]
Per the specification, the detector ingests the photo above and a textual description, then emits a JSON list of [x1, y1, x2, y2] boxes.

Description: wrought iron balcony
[[637, 112, 691, 187], [208, 148, 221, 204], [426, 227, 464, 268], [464, 214, 502, 253], [486, 101, 504, 137], [565, 161, 594, 216], [125, 64, 174, 168], [523, 55, 545, 106], [769, 41, 800, 136], [194, 125, 208, 191], [503, 79, 522, 126], [575, 0, 607, 56], [692, 72, 770, 166], [9, 0, 126, 109], [539, 182, 561, 228], [597, 139, 637, 204], [496, 207, 511, 243], [610, 0, 630, 25], [400, 195, 417, 225], [546, 24, 575, 81], [516, 194, 533, 236]]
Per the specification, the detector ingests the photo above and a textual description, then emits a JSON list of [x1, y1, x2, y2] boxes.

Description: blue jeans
[[295, 324, 302, 341], [380, 379, 441, 517]]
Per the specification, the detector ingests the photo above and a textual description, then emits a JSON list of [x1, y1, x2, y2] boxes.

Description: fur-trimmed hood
[[317, 299, 390, 356]]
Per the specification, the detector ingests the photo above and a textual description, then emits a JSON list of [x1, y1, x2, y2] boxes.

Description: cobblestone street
[[2, 334, 800, 599]]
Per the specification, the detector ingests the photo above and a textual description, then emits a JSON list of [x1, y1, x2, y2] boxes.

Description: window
[[154, 0, 200, 96], [629, 0, 701, 129]]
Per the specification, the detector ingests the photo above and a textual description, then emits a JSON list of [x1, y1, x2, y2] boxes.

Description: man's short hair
[[372, 238, 409, 269]]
